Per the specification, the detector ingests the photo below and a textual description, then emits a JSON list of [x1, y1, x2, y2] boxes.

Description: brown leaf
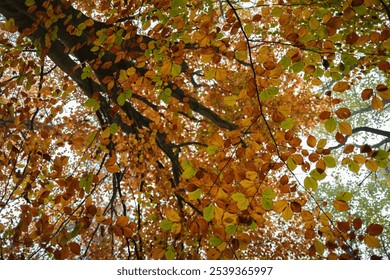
[[69, 242, 81, 255], [366, 224, 383, 236], [337, 221, 350, 232], [361, 88, 373, 101], [335, 108, 351, 119]]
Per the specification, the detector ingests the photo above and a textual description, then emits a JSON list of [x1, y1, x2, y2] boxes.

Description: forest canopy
[[0, 0, 389, 260]]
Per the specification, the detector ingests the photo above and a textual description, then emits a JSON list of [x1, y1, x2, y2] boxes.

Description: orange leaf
[[333, 200, 350, 212], [105, 155, 120, 173], [117, 216, 129, 227], [338, 121, 352, 135], [333, 81, 350, 92], [371, 96, 384, 111], [307, 135, 317, 147]]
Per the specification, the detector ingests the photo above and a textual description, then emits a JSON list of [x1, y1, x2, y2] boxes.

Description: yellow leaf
[[161, 60, 172, 76], [223, 96, 237, 106], [101, 127, 111, 138], [314, 239, 325, 255], [215, 69, 227, 81], [245, 171, 258, 181], [364, 235, 381, 248], [274, 200, 288, 213], [371, 96, 384, 111], [282, 205, 293, 221], [117, 216, 129, 227], [365, 159, 379, 172], [240, 179, 255, 188], [338, 121, 352, 135], [171, 223, 182, 234], [166, 209, 181, 223], [353, 154, 366, 164]]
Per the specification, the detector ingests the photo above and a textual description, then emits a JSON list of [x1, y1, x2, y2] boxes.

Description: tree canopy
[[0, 0, 389, 260]]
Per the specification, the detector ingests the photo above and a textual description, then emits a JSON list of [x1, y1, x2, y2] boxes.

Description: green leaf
[[374, 150, 389, 160], [323, 156, 336, 168], [182, 167, 197, 179], [235, 51, 247, 61], [309, 169, 326, 181], [232, 193, 249, 210], [225, 224, 238, 235], [171, 64, 182, 77], [280, 56, 291, 70], [271, 7, 283, 17], [160, 219, 173, 230], [117, 90, 132, 106], [210, 236, 224, 246], [336, 192, 353, 202], [203, 204, 215, 222], [181, 160, 197, 179], [304, 176, 318, 191], [81, 66, 92, 80], [286, 157, 297, 171], [292, 61, 304, 73], [165, 245, 175, 260], [232, 192, 246, 202], [325, 117, 337, 133], [204, 69, 216, 80], [280, 118, 295, 130], [158, 88, 172, 104], [84, 98, 100, 111], [244, 23, 254, 35], [348, 159, 360, 173], [206, 145, 218, 155], [109, 123, 119, 135], [79, 172, 93, 194], [188, 188, 201, 200], [262, 188, 276, 199], [25, 0, 35, 6], [261, 197, 273, 210]]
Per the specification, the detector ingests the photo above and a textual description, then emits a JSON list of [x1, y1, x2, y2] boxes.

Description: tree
[[0, 0, 388, 260]]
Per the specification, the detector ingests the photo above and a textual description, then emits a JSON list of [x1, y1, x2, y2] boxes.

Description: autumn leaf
[[116, 216, 129, 227], [203, 205, 215, 222], [105, 155, 120, 173], [166, 209, 181, 223], [333, 200, 350, 212], [364, 235, 381, 248], [366, 224, 383, 236]]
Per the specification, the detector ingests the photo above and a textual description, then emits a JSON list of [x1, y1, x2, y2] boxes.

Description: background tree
[[0, 0, 388, 259]]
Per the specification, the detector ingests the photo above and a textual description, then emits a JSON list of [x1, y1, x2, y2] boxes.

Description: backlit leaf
[[366, 224, 383, 236], [364, 235, 380, 248], [333, 200, 350, 212], [203, 205, 215, 222]]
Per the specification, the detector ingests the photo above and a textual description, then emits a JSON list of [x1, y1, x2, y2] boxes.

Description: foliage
[[0, 0, 389, 260]]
